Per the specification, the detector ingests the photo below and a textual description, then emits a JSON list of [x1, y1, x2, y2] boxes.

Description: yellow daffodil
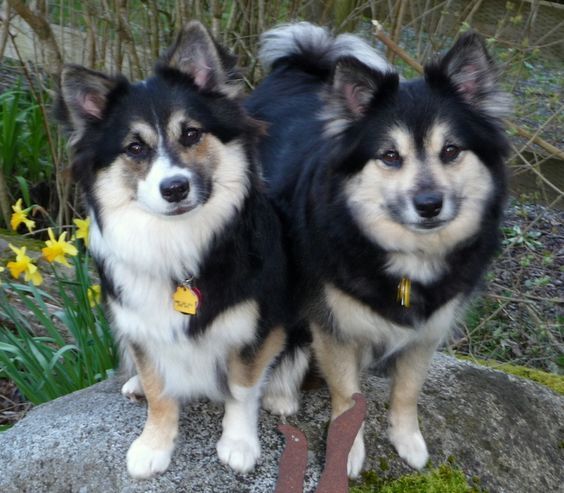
[[87, 284, 102, 307], [10, 198, 35, 232], [42, 228, 78, 267], [7, 244, 43, 286], [73, 217, 91, 246]]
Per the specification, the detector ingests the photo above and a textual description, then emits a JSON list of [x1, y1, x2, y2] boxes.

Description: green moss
[[350, 464, 482, 493], [351, 470, 380, 493], [456, 355, 564, 395]]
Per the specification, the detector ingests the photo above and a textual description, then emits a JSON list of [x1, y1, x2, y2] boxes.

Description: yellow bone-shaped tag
[[173, 286, 199, 315]]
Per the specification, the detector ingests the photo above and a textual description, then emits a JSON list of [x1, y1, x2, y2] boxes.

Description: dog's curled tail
[[332, 32, 390, 73], [258, 22, 390, 74], [258, 22, 334, 72]]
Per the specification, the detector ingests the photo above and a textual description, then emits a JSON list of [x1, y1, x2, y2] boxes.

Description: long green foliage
[[0, 85, 54, 207], [0, 249, 117, 405]]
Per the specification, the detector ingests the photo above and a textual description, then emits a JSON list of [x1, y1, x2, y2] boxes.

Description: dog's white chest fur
[[324, 284, 460, 362], [112, 293, 258, 399], [109, 267, 258, 399], [89, 216, 258, 400]]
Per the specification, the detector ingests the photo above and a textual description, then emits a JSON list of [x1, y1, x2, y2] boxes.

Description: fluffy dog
[[247, 23, 510, 476], [58, 22, 292, 478]]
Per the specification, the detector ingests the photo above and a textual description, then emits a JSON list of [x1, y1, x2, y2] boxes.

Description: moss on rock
[[456, 355, 564, 395], [350, 463, 483, 493]]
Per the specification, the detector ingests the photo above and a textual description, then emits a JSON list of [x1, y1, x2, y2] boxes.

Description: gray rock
[[0, 354, 562, 493]]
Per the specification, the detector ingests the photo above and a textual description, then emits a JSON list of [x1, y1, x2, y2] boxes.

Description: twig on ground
[[487, 292, 564, 305]]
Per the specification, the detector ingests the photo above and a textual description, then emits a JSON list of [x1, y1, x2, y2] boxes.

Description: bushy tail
[[258, 22, 334, 71], [258, 22, 390, 74]]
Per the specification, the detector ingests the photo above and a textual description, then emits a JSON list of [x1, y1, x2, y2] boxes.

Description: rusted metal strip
[[315, 393, 367, 493], [274, 424, 309, 493]]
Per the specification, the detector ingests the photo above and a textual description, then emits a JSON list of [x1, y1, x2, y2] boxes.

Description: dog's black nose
[[413, 192, 443, 218], [160, 176, 190, 203]]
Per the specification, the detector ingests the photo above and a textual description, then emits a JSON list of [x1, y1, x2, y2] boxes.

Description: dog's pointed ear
[[160, 21, 239, 95], [330, 57, 399, 119], [59, 65, 121, 129], [429, 31, 511, 119], [56, 65, 124, 135]]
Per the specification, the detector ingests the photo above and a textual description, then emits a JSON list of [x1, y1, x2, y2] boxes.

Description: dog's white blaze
[[111, 297, 259, 399], [325, 284, 461, 361], [90, 140, 249, 279], [136, 153, 194, 214]]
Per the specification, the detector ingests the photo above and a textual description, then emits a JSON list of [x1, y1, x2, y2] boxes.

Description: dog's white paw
[[388, 426, 429, 470], [347, 431, 366, 478], [126, 438, 173, 479], [216, 434, 260, 474], [121, 375, 144, 401], [262, 393, 299, 417]]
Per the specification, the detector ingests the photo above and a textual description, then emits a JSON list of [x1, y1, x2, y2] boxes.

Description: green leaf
[[15, 176, 31, 207]]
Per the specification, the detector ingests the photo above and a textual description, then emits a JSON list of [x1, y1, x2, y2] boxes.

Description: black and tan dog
[[58, 22, 295, 478], [247, 23, 510, 476]]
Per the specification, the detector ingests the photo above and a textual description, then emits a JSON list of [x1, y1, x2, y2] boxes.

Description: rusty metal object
[[274, 424, 308, 493], [275, 393, 367, 493], [315, 393, 367, 493]]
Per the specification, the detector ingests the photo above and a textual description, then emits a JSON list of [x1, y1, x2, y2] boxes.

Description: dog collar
[[396, 277, 411, 308], [173, 276, 202, 315]]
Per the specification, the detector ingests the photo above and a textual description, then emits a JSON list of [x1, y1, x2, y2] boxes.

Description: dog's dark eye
[[125, 142, 148, 159], [381, 150, 402, 168], [180, 127, 203, 147], [440, 144, 461, 163]]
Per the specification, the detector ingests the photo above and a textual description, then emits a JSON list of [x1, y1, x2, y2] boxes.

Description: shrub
[[0, 205, 117, 405]]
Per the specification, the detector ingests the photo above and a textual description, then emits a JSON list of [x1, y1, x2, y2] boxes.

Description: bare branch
[[6, 0, 62, 75]]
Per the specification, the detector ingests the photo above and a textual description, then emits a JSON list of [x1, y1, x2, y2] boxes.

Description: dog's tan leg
[[387, 341, 437, 470], [311, 323, 364, 478], [217, 327, 286, 473], [126, 346, 179, 479]]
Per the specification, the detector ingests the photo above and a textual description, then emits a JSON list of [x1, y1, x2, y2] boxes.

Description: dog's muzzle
[[413, 191, 443, 219], [160, 175, 190, 203]]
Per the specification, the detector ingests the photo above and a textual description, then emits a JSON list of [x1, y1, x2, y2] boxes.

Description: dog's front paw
[[262, 393, 299, 417], [347, 431, 366, 478], [216, 434, 260, 474], [388, 426, 429, 470], [121, 375, 144, 401], [126, 438, 174, 479]]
